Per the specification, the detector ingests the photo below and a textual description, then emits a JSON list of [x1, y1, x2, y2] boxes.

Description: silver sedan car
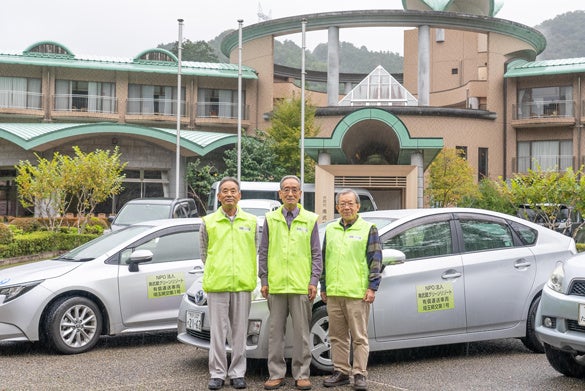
[[536, 252, 585, 378], [177, 208, 577, 372], [0, 218, 202, 354]]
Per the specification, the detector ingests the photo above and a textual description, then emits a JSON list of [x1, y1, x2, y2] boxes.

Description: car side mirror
[[127, 249, 154, 272], [382, 248, 406, 267]]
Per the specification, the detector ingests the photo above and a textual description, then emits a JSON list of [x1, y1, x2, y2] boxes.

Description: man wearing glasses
[[258, 175, 322, 390], [320, 189, 382, 391]]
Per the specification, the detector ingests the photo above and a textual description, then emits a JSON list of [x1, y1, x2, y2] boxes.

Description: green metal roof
[[305, 108, 443, 169], [504, 57, 585, 78], [0, 123, 237, 156], [1, 41, 257, 79]]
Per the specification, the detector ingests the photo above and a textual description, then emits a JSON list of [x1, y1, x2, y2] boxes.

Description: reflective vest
[[202, 208, 257, 292], [265, 205, 318, 294], [324, 216, 372, 299]]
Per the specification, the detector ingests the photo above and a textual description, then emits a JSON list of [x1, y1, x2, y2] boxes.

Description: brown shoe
[[323, 371, 350, 387], [264, 378, 285, 390], [295, 378, 312, 390], [353, 374, 367, 391]]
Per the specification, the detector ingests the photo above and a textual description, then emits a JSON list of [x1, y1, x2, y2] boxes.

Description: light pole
[[300, 18, 307, 205], [237, 19, 243, 182], [175, 18, 183, 198]]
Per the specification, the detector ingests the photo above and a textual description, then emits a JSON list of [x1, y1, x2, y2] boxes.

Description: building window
[[127, 84, 185, 116], [456, 146, 467, 159], [107, 169, 170, 214], [197, 88, 246, 119], [516, 86, 573, 119], [0, 77, 42, 109], [517, 140, 572, 173], [478, 147, 488, 180], [54, 80, 116, 113]]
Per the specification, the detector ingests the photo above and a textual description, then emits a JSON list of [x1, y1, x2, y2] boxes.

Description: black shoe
[[353, 374, 367, 391], [323, 371, 350, 387], [230, 377, 247, 389], [208, 378, 224, 390]]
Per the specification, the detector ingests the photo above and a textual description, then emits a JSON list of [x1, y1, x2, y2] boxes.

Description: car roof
[[128, 217, 202, 228], [122, 197, 193, 205]]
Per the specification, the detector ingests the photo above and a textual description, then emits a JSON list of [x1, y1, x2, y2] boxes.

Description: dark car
[[108, 198, 197, 232]]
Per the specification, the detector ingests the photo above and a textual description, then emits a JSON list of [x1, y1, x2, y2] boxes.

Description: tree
[[185, 159, 219, 216], [158, 39, 219, 62], [66, 146, 126, 232], [505, 165, 585, 236], [15, 153, 71, 230], [222, 131, 287, 182], [459, 177, 516, 215], [268, 96, 318, 183], [425, 148, 478, 207]]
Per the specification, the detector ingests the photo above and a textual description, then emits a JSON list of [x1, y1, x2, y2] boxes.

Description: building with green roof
[[1, 1, 583, 219]]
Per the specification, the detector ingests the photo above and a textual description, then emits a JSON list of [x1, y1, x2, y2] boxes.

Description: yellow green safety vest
[[265, 205, 318, 294], [202, 207, 257, 292], [324, 216, 373, 299]]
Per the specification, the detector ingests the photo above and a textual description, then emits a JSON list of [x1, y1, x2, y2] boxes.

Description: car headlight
[[0, 280, 43, 304], [547, 262, 565, 293]]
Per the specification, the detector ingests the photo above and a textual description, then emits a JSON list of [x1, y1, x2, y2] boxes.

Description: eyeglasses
[[281, 187, 300, 194], [337, 201, 357, 208]]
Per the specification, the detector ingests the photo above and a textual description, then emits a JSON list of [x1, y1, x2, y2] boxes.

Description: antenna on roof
[[257, 2, 272, 22]]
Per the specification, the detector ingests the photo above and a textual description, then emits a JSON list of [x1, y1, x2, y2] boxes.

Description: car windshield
[[55, 225, 153, 262], [115, 204, 171, 225]]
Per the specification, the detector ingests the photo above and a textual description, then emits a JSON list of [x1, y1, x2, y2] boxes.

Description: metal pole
[[175, 19, 183, 198], [300, 18, 307, 205], [237, 19, 243, 182]]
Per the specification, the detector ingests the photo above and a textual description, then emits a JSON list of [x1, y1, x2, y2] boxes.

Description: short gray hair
[[218, 176, 240, 192], [335, 188, 360, 205], [279, 175, 301, 190]]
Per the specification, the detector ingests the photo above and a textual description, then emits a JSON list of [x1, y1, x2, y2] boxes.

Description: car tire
[[44, 296, 103, 354], [309, 305, 334, 374], [544, 343, 585, 378], [521, 295, 544, 353]]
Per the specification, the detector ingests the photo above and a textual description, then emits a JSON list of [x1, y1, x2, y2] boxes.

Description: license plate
[[579, 304, 585, 326], [186, 310, 203, 332]]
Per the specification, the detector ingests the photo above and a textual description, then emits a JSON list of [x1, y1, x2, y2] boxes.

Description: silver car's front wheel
[[309, 306, 334, 373], [44, 296, 103, 354]]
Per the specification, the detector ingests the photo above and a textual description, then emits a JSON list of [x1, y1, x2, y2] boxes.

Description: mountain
[[536, 11, 585, 60]]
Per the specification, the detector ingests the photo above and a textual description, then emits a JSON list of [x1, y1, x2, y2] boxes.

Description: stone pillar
[[411, 151, 424, 208], [418, 25, 430, 106], [327, 26, 340, 106]]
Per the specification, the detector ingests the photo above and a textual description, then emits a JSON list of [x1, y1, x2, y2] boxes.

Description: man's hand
[[308, 285, 317, 301], [261, 285, 269, 299], [320, 291, 327, 304], [363, 288, 376, 303]]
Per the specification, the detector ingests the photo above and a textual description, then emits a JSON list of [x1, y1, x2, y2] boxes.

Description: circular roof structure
[[402, 0, 504, 16]]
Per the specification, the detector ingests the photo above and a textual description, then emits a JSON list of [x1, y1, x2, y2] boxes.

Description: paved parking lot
[[1, 332, 584, 390]]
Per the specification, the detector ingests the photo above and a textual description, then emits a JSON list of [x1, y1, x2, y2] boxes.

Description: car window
[[121, 230, 200, 265], [509, 220, 538, 245], [174, 204, 189, 218], [460, 219, 514, 252], [383, 221, 452, 260], [116, 204, 171, 224]]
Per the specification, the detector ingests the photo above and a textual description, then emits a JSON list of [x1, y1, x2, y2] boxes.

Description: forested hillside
[[163, 10, 585, 71]]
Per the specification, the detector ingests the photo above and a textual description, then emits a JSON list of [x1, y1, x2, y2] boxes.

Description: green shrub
[[0, 231, 98, 258], [9, 217, 42, 233], [0, 223, 13, 245]]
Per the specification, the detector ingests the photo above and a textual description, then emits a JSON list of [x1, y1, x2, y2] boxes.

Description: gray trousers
[[207, 291, 252, 380], [266, 293, 312, 380]]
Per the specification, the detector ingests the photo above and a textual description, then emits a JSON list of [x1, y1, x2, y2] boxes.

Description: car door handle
[[441, 270, 462, 279], [514, 259, 532, 269]]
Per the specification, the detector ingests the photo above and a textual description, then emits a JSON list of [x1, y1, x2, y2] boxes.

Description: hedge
[[0, 231, 98, 258]]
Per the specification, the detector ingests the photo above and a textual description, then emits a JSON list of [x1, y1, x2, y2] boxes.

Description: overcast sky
[[1, 0, 582, 58]]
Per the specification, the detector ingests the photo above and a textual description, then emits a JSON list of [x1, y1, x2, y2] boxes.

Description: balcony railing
[[126, 98, 186, 116], [514, 100, 574, 120], [514, 155, 575, 173], [0, 90, 42, 109], [54, 94, 117, 113], [196, 102, 248, 120]]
